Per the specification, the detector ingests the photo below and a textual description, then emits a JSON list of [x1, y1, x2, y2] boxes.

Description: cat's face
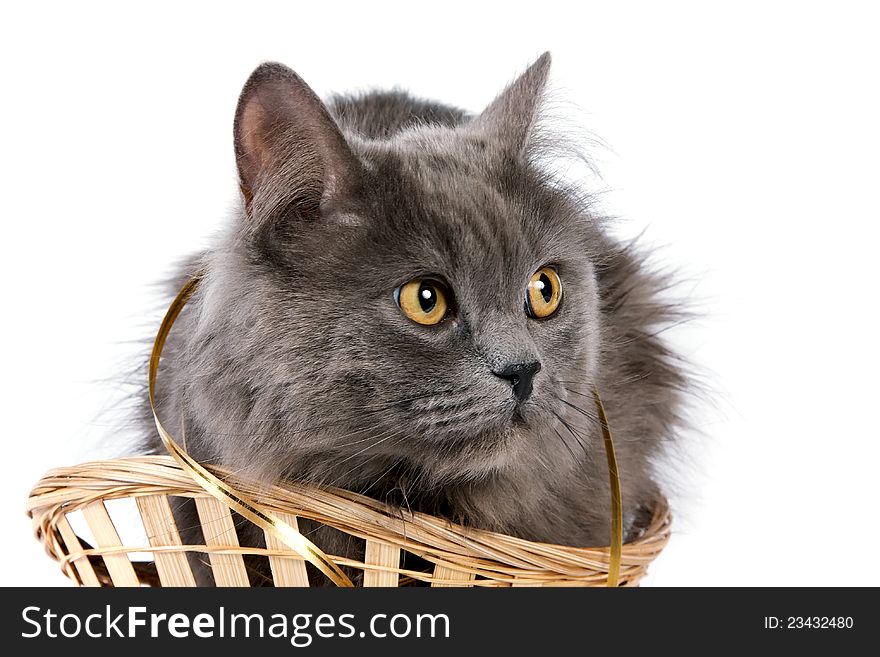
[[190, 56, 604, 486], [248, 140, 601, 482]]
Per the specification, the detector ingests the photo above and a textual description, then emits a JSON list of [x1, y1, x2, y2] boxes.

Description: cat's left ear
[[233, 62, 361, 224], [470, 52, 551, 155]]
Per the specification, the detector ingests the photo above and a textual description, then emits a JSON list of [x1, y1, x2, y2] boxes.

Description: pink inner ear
[[237, 95, 273, 191]]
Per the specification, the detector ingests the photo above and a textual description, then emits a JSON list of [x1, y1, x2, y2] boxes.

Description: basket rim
[[28, 455, 669, 549], [27, 455, 671, 584]]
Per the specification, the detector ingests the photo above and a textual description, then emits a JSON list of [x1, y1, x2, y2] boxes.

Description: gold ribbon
[[149, 270, 354, 587], [593, 387, 623, 587], [151, 270, 623, 588]]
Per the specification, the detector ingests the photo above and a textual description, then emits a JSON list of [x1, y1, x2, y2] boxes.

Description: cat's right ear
[[233, 63, 360, 223], [470, 52, 551, 157]]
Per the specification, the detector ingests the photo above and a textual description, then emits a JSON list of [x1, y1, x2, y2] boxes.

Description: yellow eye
[[525, 267, 562, 318], [395, 278, 449, 326]]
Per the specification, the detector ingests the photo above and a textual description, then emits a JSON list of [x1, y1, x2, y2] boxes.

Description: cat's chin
[[426, 406, 534, 446], [421, 430, 521, 482], [511, 407, 530, 428], [425, 416, 544, 470]]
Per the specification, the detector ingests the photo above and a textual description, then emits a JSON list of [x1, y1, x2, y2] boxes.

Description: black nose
[[492, 361, 542, 404]]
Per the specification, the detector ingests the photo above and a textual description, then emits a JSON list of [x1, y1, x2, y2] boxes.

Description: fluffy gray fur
[[141, 53, 687, 584]]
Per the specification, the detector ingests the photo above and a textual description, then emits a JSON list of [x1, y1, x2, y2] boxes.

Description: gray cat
[[141, 52, 687, 585]]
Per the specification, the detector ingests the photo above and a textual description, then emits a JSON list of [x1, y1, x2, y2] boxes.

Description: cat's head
[[187, 54, 606, 488]]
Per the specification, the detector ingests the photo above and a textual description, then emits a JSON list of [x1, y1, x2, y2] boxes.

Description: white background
[[2, 1, 878, 586]]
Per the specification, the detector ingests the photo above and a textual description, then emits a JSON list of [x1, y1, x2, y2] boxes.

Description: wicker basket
[[27, 455, 670, 587]]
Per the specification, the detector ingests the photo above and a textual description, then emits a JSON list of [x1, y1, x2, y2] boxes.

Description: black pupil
[[538, 273, 553, 303], [418, 284, 437, 313]]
